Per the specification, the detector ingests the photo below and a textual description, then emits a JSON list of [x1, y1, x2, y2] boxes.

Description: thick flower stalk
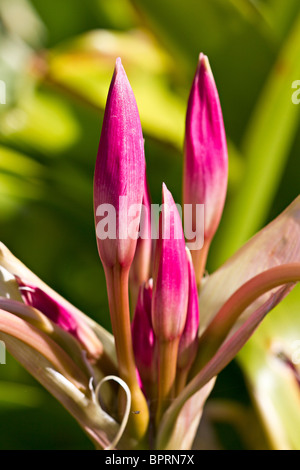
[[183, 53, 228, 285], [0, 55, 299, 451], [94, 57, 149, 441]]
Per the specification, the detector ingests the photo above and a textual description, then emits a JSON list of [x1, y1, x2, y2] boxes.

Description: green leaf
[[156, 379, 215, 450], [238, 284, 300, 450], [46, 29, 186, 148], [214, 12, 300, 264], [0, 334, 125, 449], [0, 242, 116, 364], [0, 145, 43, 177], [0, 90, 80, 154], [0, 381, 44, 409], [132, 0, 274, 141], [199, 196, 300, 331], [252, 0, 300, 41], [0, 145, 44, 218]]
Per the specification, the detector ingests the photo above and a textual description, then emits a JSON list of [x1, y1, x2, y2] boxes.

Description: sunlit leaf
[[0, 334, 125, 450], [0, 145, 43, 177], [0, 381, 44, 409], [0, 242, 116, 364], [238, 284, 300, 450], [131, 0, 274, 142], [0, 0, 45, 46], [157, 379, 215, 450], [252, 0, 300, 41], [214, 12, 300, 263], [199, 197, 300, 331], [45, 29, 185, 148], [0, 90, 80, 154]]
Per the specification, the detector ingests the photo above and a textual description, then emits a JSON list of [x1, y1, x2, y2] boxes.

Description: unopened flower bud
[[183, 53, 228, 283], [132, 280, 156, 390], [94, 57, 145, 270], [177, 248, 200, 371], [16, 278, 103, 361], [152, 183, 189, 341]]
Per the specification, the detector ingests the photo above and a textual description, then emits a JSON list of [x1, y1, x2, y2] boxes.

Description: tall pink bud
[[183, 53, 228, 284], [152, 183, 189, 422], [94, 57, 146, 270], [152, 184, 189, 341], [93, 58, 149, 440]]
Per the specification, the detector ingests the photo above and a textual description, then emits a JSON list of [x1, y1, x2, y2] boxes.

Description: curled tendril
[[95, 375, 131, 450]]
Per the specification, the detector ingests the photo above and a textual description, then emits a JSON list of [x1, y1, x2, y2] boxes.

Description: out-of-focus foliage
[[0, 0, 299, 449], [239, 284, 300, 450]]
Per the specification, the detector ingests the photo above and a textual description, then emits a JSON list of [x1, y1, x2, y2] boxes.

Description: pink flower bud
[[183, 53, 228, 245], [130, 176, 152, 310], [177, 248, 200, 370], [16, 278, 102, 360], [131, 279, 156, 387], [94, 57, 146, 269], [152, 184, 189, 341]]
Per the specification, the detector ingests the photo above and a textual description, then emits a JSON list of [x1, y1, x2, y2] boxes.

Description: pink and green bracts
[[0, 54, 299, 450]]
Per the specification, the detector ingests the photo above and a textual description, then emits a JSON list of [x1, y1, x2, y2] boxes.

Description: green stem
[[155, 338, 179, 427], [175, 367, 189, 396], [191, 239, 210, 288], [105, 264, 149, 441]]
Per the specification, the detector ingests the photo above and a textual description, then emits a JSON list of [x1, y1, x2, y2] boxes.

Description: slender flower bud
[[152, 183, 189, 422], [130, 176, 152, 312], [183, 53, 228, 283], [177, 248, 200, 371], [152, 184, 189, 341], [132, 279, 156, 392], [93, 58, 149, 439], [16, 278, 103, 361], [94, 57, 146, 270]]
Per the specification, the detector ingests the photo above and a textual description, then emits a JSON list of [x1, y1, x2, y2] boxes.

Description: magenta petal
[[152, 184, 189, 341], [18, 282, 76, 331], [183, 53, 228, 241], [17, 278, 96, 357], [130, 175, 152, 309], [132, 280, 156, 385], [94, 57, 146, 269], [177, 249, 200, 370]]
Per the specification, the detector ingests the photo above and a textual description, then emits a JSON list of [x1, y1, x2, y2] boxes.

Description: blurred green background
[[0, 0, 299, 449]]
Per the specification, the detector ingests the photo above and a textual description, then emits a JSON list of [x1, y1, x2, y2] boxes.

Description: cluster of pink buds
[[0, 53, 299, 451], [93, 55, 300, 446], [93, 55, 228, 438]]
